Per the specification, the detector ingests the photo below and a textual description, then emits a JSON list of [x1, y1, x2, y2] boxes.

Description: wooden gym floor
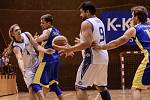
[[0, 89, 149, 100]]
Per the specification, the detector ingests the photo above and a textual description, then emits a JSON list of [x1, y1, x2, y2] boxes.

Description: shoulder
[[23, 32, 32, 37], [23, 32, 34, 40], [81, 20, 92, 29], [43, 29, 50, 35], [124, 27, 136, 38], [82, 20, 91, 26], [23, 32, 31, 35], [50, 27, 60, 36], [13, 46, 21, 54]]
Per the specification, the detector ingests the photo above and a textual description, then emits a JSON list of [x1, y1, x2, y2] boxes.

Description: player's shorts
[[32, 61, 59, 88], [75, 61, 108, 89], [132, 56, 150, 89], [24, 56, 40, 88]]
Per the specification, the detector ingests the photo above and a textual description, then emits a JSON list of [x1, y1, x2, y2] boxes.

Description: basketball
[[52, 35, 68, 50]]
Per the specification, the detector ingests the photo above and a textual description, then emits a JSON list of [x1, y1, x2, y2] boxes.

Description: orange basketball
[[52, 35, 68, 47]]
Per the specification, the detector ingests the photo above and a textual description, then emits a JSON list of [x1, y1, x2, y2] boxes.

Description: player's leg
[[50, 83, 64, 100], [75, 87, 88, 100], [95, 86, 111, 100], [93, 64, 111, 100], [131, 87, 141, 100], [49, 61, 64, 100], [31, 84, 45, 100], [75, 62, 92, 100], [24, 75, 42, 100], [32, 62, 47, 100], [131, 60, 149, 100], [43, 87, 49, 97], [24, 66, 42, 100], [28, 86, 37, 100]]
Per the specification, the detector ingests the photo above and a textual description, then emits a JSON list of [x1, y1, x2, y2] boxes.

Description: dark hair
[[79, 1, 96, 15], [131, 6, 148, 23], [41, 14, 53, 24]]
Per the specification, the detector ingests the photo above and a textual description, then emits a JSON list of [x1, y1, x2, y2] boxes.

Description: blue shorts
[[32, 61, 59, 88]]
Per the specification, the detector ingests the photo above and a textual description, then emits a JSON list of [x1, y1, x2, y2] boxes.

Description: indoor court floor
[[0, 89, 149, 100]]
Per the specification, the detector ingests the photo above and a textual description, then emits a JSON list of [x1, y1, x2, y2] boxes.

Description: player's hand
[[74, 37, 80, 44], [91, 42, 101, 50], [44, 48, 55, 54], [34, 32, 39, 39], [58, 44, 74, 57], [59, 46, 73, 56], [65, 51, 74, 58], [129, 20, 134, 27]]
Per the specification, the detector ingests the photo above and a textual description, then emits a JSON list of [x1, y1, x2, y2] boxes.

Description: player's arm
[[94, 27, 136, 50], [35, 30, 49, 42], [26, 32, 54, 54], [13, 47, 25, 75], [52, 21, 93, 53], [68, 21, 93, 52]]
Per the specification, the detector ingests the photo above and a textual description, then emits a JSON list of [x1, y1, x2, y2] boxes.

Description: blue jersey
[[33, 27, 61, 87], [133, 22, 150, 88], [42, 26, 60, 62], [134, 23, 150, 51]]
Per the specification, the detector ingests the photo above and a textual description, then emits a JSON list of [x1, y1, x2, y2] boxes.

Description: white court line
[[63, 93, 73, 97], [54, 93, 73, 100], [94, 93, 100, 100]]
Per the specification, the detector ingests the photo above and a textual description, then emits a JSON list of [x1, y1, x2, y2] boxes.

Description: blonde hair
[[9, 24, 19, 41]]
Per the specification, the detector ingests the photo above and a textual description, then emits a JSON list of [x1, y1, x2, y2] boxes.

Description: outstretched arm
[[26, 32, 54, 54], [93, 27, 136, 50], [53, 21, 93, 53]]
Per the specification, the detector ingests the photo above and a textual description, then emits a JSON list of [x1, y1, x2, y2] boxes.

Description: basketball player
[[9, 24, 54, 100], [32, 14, 64, 100], [92, 6, 150, 100], [55, 1, 111, 100]]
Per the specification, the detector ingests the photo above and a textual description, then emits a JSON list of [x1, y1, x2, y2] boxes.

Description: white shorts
[[24, 56, 39, 88], [75, 62, 108, 89]]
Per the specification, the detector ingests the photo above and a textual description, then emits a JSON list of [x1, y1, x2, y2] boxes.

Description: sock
[[100, 90, 111, 100]]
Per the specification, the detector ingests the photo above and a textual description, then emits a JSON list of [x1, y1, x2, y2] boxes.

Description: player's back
[[134, 23, 150, 51]]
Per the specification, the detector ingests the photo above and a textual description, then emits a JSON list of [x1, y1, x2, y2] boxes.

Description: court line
[[54, 93, 73, 100]]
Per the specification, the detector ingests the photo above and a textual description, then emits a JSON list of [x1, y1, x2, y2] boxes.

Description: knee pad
[[31, 84, 42, 93], [50, 83, 62, 96]]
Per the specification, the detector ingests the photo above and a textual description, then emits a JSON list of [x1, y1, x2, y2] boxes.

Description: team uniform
[[132, 22, 150, 89], [33, 26, 60, 88], [12, 32, 40, 88], [75, 16, 109, 88]]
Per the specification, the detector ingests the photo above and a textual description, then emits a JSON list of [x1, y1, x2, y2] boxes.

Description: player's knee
[[50, 83, 62, 96], [95, 86, 107, 92], [31, 84, 42, 93]]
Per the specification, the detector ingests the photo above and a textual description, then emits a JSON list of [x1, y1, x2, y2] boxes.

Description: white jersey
[[80, 16, 108, 64], [13, 32, 38, 68]]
